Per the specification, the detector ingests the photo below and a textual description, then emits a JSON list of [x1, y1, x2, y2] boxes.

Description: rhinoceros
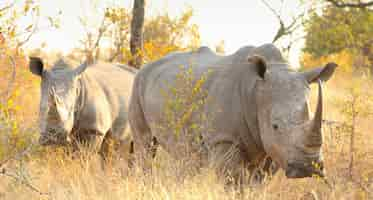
[[128, 44, 337, 181], [29, 57, 136, 159]]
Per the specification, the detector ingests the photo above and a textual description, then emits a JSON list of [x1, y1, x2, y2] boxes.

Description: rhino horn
[[307, 79, 323, 146], [313, 79, 323, 132], [73, 61, 88, 76]]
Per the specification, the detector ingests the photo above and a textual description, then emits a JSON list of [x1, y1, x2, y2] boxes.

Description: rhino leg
[[131, 131, 158, 169], [99, 130, 116, 165], [128, 85, 158, 169], [209, 142, 249, 186]]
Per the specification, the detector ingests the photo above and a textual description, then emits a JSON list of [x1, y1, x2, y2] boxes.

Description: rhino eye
[[272, 124, 279, 130]]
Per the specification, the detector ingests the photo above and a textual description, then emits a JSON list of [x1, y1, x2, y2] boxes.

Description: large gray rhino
[[129, 44, 337, 181], [29, 58, 136, 159]]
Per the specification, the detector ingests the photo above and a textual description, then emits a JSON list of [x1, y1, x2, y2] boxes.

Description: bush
[[151, 65, 213, 169]]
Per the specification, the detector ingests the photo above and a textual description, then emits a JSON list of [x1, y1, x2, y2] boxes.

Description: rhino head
[[250, 55, 337, 178], [29, 57, 88, 146]]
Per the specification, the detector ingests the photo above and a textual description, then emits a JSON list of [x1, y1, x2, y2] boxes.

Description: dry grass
[[0, 143, 372, 200], [0, 61, 372, 200]]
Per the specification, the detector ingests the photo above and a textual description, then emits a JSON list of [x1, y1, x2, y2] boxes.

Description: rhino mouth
[[285, 161, 325, 178]]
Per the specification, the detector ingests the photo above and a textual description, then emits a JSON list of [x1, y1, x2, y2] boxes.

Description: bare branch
[[17, 23, 39, 48], [0, 2, 15, 13], [108, 29, 129, 62], [0, 142, 50, 197], [261, 0, 285, 43], [92, 17, 109, 62], [79, 14, 109, 64], [261, 0, 283, 25], [0, 142, 34, 169], [0, 169, 50, 196], [325, 0, 373, 8], [261, 0, 308, 43], [108, 46, 121, 62], [93, 18, 107, 50]]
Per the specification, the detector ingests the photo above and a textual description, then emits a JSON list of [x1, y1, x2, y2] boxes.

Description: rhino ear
[[29, 57, 44, 76], [302, 62, 338, 84], [248, 55, 267, 79]]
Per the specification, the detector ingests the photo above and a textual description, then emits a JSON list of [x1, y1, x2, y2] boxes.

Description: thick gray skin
[[29, 58, 136, 160], [129, 43, 337, 182]]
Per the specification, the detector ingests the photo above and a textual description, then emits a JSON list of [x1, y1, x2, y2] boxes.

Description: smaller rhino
[[29, 57, 136, 160]]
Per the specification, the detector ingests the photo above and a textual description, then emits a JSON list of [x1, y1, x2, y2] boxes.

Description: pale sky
[[25, 0, 305, 66]]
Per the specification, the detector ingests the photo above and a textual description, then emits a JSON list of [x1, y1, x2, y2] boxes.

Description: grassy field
[[0, 59, 372, 200]]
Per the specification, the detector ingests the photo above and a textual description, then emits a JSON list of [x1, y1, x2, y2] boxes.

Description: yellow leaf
[[24, 4, 30, 13], [7, 99, 14, 107]]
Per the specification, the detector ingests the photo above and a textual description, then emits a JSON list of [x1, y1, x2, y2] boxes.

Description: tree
[[129, 0, 145, 68], [0, 1, 39, 51], [101, 6, 200, 64], [105, 7, 131, 62], [262, 0, 372, 61], [324, 0, 373, 9], [71, 3, 200, 66], [77, 0, 110, 64], [79, 16, 108, 64], [0, 1, 59, 102], [303, 6, 373, 71], [260, 0, 313, 56], [141, 7, 200, 62], [0, 1, 60, 51]]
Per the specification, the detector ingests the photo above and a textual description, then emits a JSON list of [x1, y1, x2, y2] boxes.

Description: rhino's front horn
[[313, 79, 323, 132], [307, 79, 323, 147]]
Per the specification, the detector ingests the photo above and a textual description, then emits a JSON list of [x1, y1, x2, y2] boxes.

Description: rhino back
[[137, 47, 221, 122], [135, 47, 262, 154]]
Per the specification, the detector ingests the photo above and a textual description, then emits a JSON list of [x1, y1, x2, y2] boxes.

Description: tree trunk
[[129, 0, 145, 68]]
